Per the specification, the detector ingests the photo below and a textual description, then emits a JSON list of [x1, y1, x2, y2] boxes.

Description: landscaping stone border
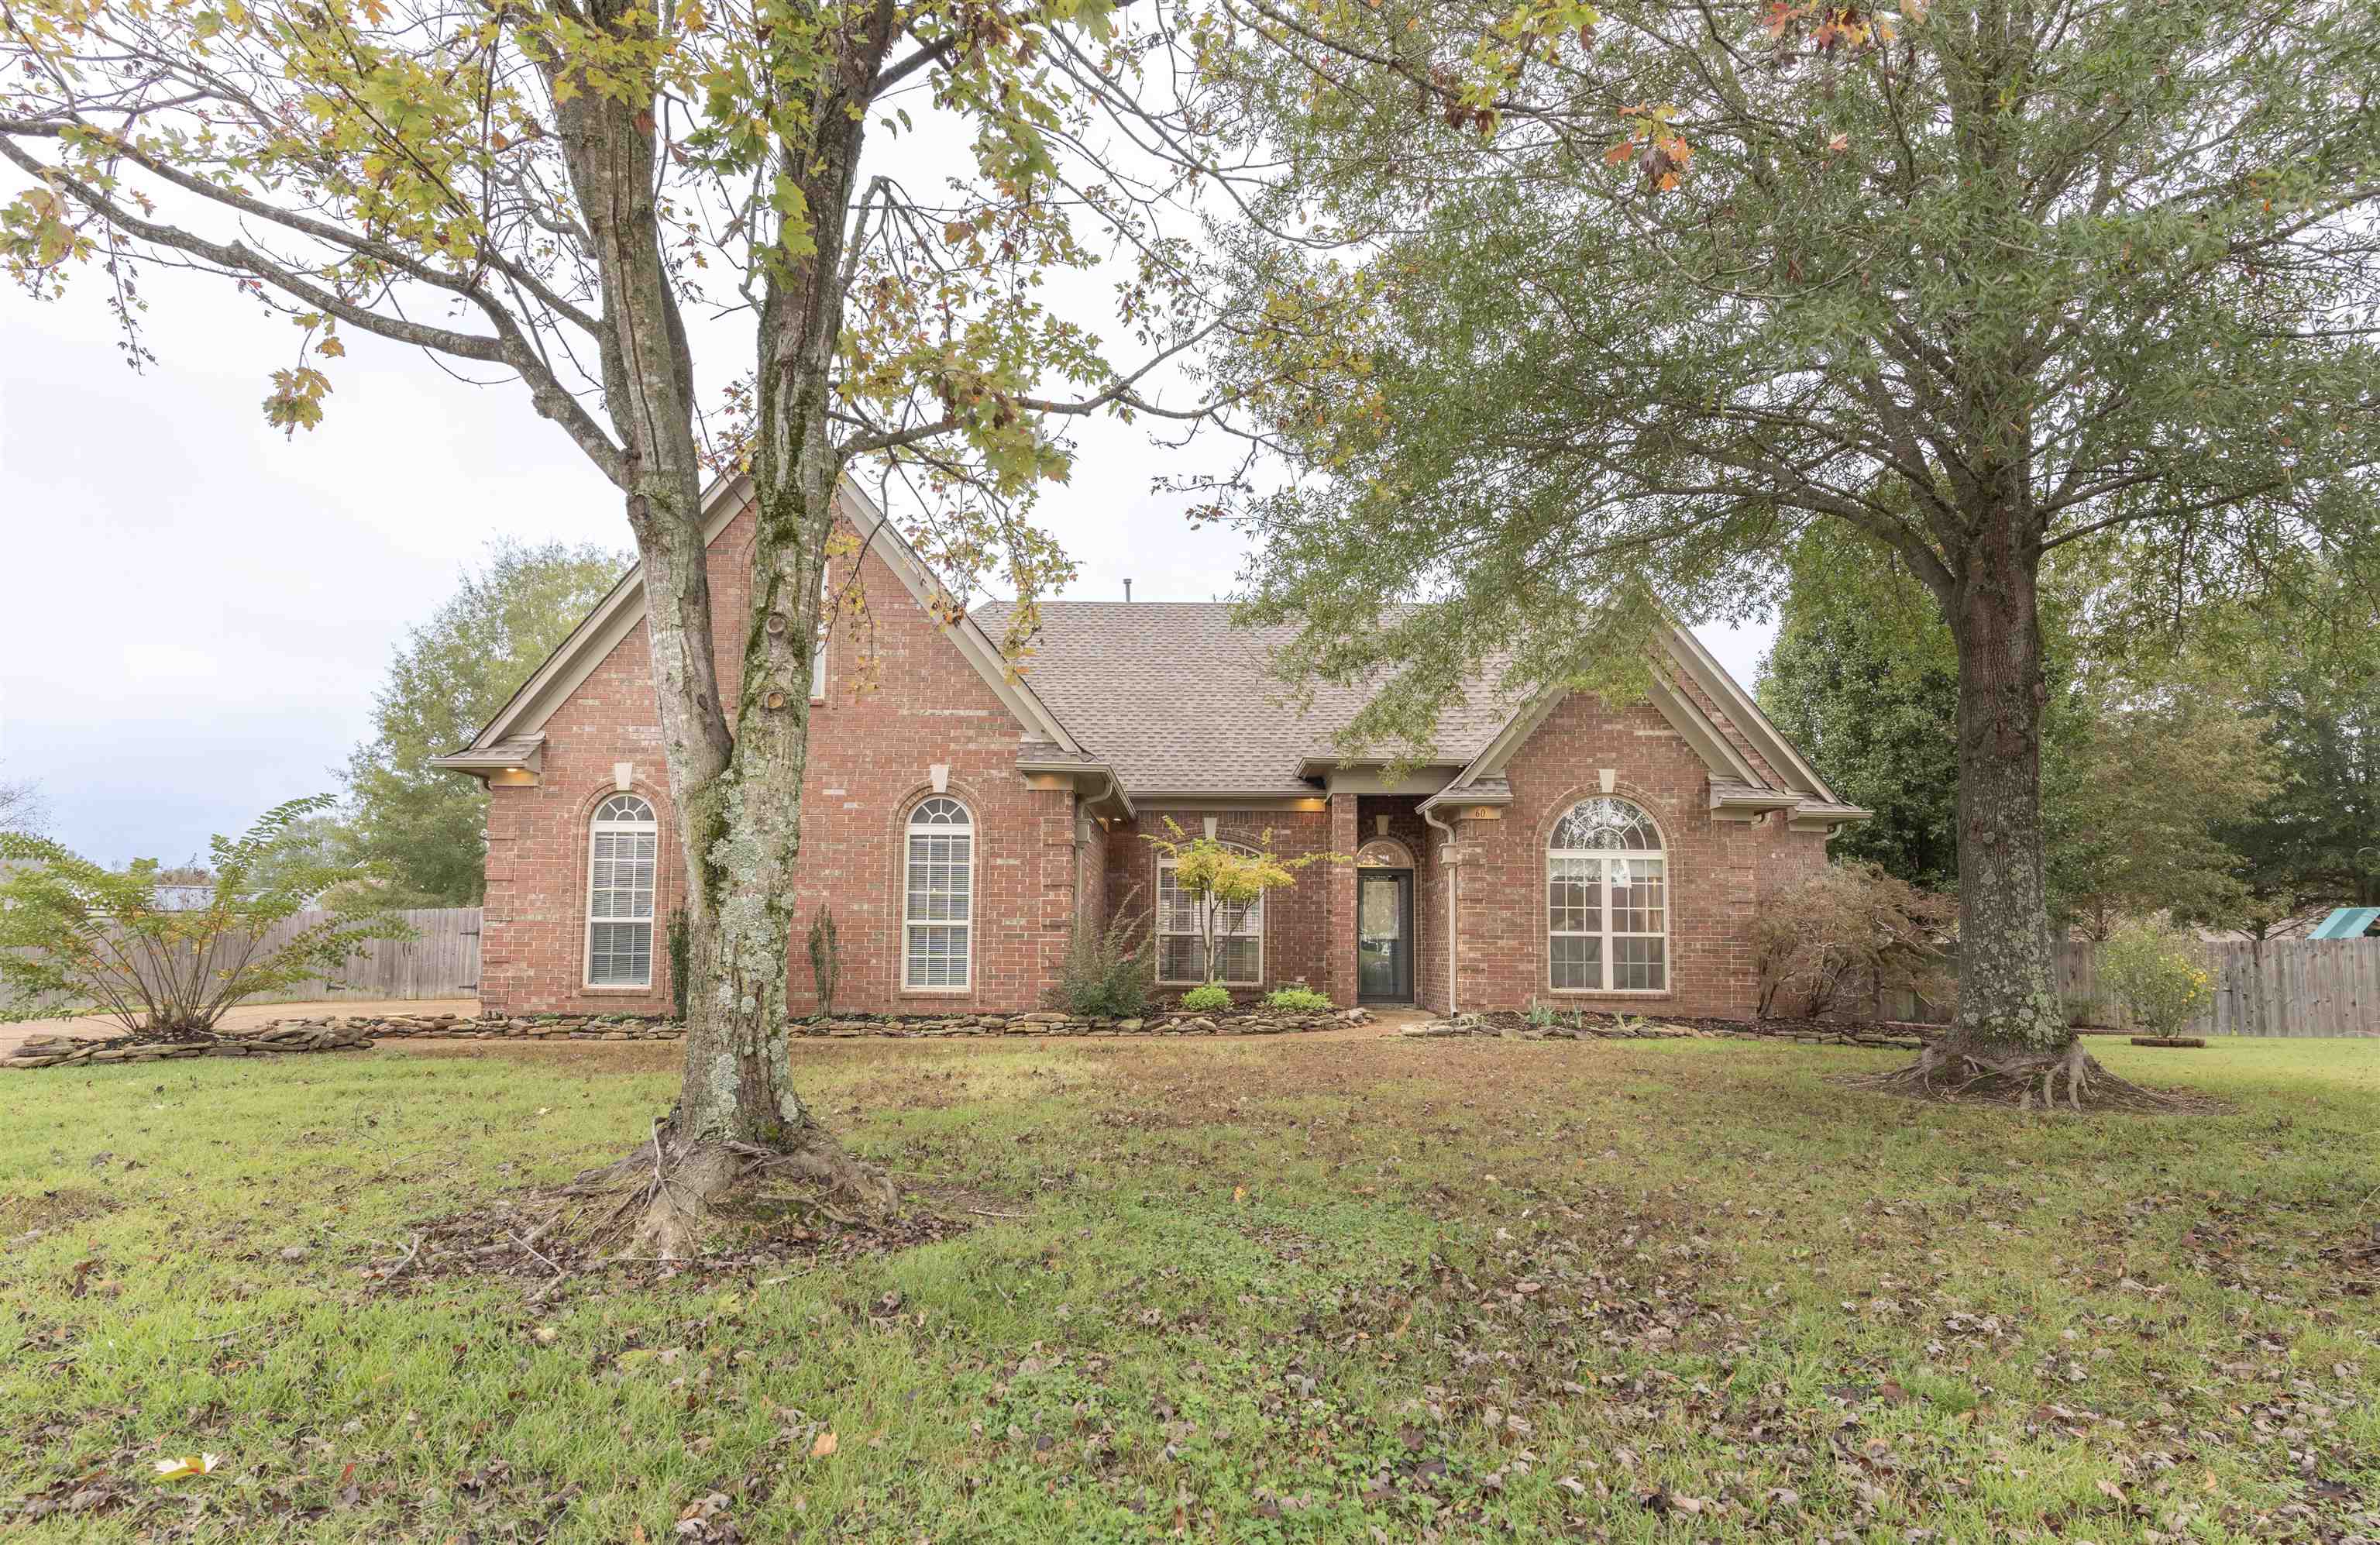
[[2, 1024, 373, 1069], [263, 1005, 1377, 1043], [1401, 1009, 1934, 1051]]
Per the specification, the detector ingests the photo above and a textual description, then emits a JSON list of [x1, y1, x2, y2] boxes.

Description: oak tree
[[1194, 0, 2380, 1103]]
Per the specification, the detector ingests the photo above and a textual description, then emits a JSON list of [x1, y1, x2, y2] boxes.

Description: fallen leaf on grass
[[810, 1430, 838, 1458], [153, 1454, 222, 1481]]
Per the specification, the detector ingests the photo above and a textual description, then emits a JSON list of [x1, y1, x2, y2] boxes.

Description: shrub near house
[[430, 477, 1867, 1020]]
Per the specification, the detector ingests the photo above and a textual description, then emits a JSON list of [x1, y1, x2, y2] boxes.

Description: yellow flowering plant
[[2098, 921, 2213, 1038]]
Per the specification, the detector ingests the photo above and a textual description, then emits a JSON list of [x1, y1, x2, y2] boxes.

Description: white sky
[[1, 200, 1775, 869]]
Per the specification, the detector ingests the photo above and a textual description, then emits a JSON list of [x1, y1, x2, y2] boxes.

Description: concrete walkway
[[0, 997, 482, 1058]]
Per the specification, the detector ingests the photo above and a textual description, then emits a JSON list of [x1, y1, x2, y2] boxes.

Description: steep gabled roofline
[[1658, 624, 1842, 805], [436, 473, 1087, 766], [1428, 622, 1856, 823], [1449, 657, 1766, 793]]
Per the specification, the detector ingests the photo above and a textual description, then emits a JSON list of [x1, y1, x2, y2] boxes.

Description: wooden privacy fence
[[255, 907, 483, 1003], [1877, 938, 2380, 1037], [0, 907, 481, 1013]]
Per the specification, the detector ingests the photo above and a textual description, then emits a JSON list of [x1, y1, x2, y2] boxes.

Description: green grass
[[3, 1033, 2377, 1541]]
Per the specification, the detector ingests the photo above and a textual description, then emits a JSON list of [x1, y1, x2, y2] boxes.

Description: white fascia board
[[838, 480, 1085, 755], [1450, 688, 1564, 786], [465, 474, 753, 753], [1642, 673, 1767, 788], [1415, 784, 1512, 815], [1455, 675, 1765, 793], [1662, 625, 1841, 804], [459, 472, 1089, 760]]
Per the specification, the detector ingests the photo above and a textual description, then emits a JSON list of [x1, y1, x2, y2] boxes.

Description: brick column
[[1326, 792, 1359, 1004], [1037, 789, 1079, 1008]]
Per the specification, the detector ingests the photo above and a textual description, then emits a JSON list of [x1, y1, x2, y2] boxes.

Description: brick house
[[432, 477, 1865, 1019]]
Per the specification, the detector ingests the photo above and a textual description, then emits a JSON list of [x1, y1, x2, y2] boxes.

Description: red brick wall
[[1447, 692, 1828, 1018], [480, 509, 1080, 1016], [478, 506, 1832, 1022], [1101, 809, 1333, 1003]]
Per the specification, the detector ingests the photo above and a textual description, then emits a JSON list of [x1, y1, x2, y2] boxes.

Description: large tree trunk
[[1940, 516, 2069, 1061], [1860, 507, 2174, 1109], [533, 3, 896, 1253], [616, 23, 905, 1244]]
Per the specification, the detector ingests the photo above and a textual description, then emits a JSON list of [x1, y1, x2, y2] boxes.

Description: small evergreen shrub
[[1047, 889, 1154, 1018], [1180, 983, 1233, 1013], [2099, 921, 2211, 1036], [1264, 986, 1333, 1012]]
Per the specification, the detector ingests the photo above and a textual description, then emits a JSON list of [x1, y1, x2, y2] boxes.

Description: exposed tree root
[[1849, 1037, 2213, 1113], [541, 1119, 899, 1261]]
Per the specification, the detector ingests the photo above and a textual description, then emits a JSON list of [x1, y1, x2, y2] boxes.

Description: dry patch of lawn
[[2, 1031, 2375, 1541]]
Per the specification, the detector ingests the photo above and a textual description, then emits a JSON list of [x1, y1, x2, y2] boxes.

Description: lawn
[[2, 1031, 2375, 1543]]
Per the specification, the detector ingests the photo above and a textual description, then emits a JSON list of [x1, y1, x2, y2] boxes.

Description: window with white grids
[[586, 793, 658, 988], [1547, 797, 1667, 993], [1157, 845, 1263, 986], [903, 797, 973, 989]]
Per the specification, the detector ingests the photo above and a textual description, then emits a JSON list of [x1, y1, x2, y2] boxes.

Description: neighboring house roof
[[433, 477, 1865, 827], [2310, 907, 2379, 941]]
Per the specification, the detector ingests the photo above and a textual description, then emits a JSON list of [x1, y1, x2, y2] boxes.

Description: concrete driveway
[[1, 997, 481, 1058]]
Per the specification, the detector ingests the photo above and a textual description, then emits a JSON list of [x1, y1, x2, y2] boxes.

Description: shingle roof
[[972, 601, 1524, 795]]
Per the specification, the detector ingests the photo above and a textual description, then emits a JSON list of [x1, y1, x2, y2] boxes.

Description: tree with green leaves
[[346, 540, 625, 906], [2210, 581, 2380, 927], [0, 796, 409, 1039], [1142, 820, 1329, 989], [2044, 680, 2276, 940], [1756, 528, 1972, 893], [1196, 0, 2380, 1105], [5, 0, 1240, 1244], [1756, 527, 2279, 939]]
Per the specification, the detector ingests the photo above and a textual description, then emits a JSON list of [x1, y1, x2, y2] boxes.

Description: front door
[[1357, 869, 1414, 1003]]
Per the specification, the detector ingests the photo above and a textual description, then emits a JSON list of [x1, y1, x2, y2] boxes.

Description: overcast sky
[[2, 230, 1776, 869]]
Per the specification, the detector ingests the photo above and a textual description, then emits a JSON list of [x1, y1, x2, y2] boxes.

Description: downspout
[[1422, 801, 1457, 1016]]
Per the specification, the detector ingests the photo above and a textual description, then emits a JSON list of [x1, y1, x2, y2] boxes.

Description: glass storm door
[[1357, 869, 1414, 1003]]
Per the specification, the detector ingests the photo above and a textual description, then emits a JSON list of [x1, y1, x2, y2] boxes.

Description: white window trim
[[1155, 846, 1265, 987], [901, 796, 975, 993], [584, 793, 659, 991], [1546, 799, 1671, 996], [1356, 837, 1415, 869]]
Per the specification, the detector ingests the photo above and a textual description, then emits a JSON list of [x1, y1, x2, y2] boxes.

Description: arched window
[[903, 797, 974, 989], [586, 793, 658, 987], [1357, 837, 1415, 869], [1547, 797, 1667, 993], [1157, 841, 1264, 986]]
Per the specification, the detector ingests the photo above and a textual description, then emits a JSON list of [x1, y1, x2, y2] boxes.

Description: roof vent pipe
[[1123, 578, 1133, 602]]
